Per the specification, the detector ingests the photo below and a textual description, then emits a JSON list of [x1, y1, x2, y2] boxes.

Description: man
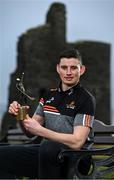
[[0, 49, 96, 179]]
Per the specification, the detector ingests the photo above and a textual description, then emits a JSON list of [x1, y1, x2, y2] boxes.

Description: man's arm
[[36, 125, 90, 150], [23, 116, 90, 150]]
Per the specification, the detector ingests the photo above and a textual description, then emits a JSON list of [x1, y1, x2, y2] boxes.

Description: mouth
[[64, 77, 73, 81]]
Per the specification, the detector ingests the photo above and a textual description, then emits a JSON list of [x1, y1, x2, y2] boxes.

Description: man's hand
[[8, 101, 29, 116], [23, 115, 42, 136], [8, 101, 21, 115]]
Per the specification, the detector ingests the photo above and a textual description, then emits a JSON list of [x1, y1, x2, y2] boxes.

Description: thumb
[[26, 106, 30, 110]]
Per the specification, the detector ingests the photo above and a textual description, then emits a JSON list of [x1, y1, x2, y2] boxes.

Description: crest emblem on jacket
[[66, 101, 76, 109]]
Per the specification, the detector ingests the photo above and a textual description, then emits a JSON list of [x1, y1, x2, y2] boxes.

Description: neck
[[61, 82, 79, 91]]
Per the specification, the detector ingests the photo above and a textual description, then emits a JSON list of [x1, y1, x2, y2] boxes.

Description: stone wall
[[1, 2, 110, 139]]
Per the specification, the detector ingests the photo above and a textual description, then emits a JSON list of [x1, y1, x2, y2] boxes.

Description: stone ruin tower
[[1, 2, 110, 139]]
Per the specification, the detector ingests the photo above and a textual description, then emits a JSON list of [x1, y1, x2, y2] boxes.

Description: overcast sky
[[0, 0, 114, 122]]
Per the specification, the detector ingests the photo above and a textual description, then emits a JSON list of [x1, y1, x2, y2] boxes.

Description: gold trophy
[[16, 72, 36, 121], [16, 106, 28, 121]]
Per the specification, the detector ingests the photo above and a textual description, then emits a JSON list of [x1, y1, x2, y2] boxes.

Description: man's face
[[57, 57, 85, 86]]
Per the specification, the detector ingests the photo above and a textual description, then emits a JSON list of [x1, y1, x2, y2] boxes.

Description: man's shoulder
[[77, 85, 96, 102]]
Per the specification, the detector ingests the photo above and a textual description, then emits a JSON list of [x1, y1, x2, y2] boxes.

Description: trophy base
[[16, 106, 28, 121]]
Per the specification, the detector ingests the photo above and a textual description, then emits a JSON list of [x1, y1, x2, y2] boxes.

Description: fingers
[[8, 101, 20, 115], [23, 117, 31, 130]]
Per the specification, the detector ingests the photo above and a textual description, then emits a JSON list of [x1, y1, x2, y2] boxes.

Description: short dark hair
[[58, 48, 82, 64]]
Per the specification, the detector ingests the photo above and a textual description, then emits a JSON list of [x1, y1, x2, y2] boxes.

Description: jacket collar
[[58, 82, 81, 95]]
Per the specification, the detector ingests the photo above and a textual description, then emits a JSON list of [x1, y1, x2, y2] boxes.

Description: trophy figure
[[16, 72, 36, 120]]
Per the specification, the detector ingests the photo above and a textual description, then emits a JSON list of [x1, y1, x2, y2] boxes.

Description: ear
[[56, 64, 60, 74], [80, 65, 86, 76]]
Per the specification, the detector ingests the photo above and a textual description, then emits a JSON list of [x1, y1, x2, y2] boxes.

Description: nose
[[66, 67, 72, 75]]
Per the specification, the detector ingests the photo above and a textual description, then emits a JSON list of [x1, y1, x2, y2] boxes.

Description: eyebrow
[[60, 64, 80, 67]]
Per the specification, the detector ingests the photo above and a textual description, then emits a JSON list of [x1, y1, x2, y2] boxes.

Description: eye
[[71, 66, 78, 70], [60, 65, 67, 70]]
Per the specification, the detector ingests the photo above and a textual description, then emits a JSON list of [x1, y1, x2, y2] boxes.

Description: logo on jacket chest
[[46, 97, 54, 104], [66, 101, 76, 109]]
